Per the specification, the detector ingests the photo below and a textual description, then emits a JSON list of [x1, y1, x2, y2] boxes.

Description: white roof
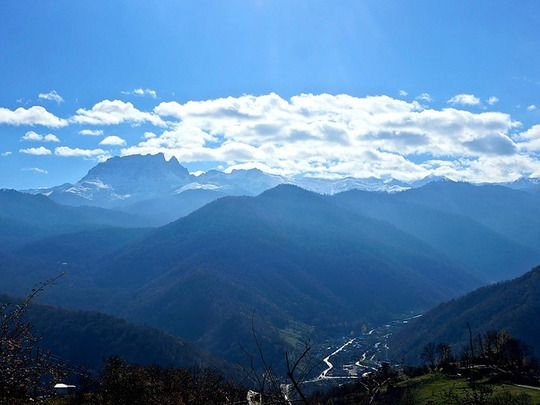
[[54, 383, 76, 389]]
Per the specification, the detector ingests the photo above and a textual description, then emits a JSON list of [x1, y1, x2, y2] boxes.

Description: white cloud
[[487, 96, 499, 105], [79, 129, 104, 136], [420, 154, 540, 183], [54, 146, 108, 158], [19, 146, 52, 156], [22, 167, 48, 174], [44, 134, 60, 142], [99, 135, 126, 146], [21, 131, 60, 142], [71, 99, 165, 126], [118, 93, 533, 182], [11, 92, 533, 182], [122, 88, 158, 98], [0, 106, 67, 127], [416, 93, 433, 103], [527, 104, 537, 111], [514, 125, 540, 152], [136, 88, 157, 98], [38, 90, 64, 104], [448, 93, 481, 106], [21, 131, 43, 141], [399, 90, 408, 97], [1, 151, 12, 157]]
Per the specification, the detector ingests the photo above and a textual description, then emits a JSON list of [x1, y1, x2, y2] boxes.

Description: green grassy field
[[399, 373, 540, 404]]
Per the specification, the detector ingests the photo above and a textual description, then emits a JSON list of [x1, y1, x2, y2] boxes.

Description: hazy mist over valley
[[2, 1, 540, 403]]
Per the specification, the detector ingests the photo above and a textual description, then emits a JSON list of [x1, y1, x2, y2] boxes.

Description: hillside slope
[[0, 295, 226, 373], [395, 181, 540, 253], [391, 266, 540, 363], [333, 188, 540, 282], [0, 189, 151, 252]]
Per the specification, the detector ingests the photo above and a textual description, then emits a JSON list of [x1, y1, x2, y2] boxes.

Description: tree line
[[420, 328, 537, 373]]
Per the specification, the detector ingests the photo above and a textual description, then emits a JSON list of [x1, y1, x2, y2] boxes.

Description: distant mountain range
[[22, 153, 540, 225], [334, 182, 540, 282], [497, 177, 540, 194], [2, 179, 540, 367], [391, 265, 540, 363], [24, 153, 409, 204], [2, 154, 540, 371], [23, 154, 285, 212]]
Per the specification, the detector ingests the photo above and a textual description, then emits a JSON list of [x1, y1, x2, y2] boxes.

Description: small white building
[[54, 383, 76, 396]]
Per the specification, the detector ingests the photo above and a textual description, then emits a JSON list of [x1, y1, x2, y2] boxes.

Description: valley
[[285, 313, 422, 394]]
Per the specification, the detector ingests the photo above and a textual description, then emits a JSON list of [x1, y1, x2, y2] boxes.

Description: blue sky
[[1, 0, 540, 188]]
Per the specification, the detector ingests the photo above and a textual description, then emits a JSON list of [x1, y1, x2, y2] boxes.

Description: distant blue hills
[[1, 153, 539, 371], [20, 153, 540, 225]]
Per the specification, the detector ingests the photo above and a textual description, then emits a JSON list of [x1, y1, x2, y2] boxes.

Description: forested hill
[[391, 266, 540, 364], [0, 295, 227, 373]]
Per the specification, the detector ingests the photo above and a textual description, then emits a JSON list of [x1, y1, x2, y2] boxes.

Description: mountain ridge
[[23, 154, 540, 226], [20, 153, 540, 225]]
